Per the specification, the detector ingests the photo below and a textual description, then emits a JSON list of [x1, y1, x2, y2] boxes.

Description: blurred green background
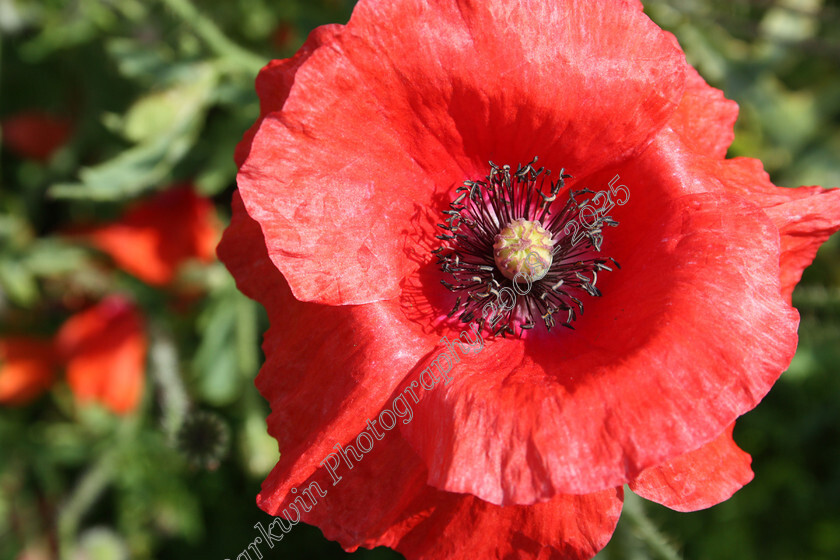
[[0, 0, 838, 559]]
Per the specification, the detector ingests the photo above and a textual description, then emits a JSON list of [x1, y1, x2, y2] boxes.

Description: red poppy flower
[[56, 296, 147, 414], [0, 338, 57, 405], [83, 185, 220, 286], [1, 111, 72, 162], [220, 0, 840, 558]]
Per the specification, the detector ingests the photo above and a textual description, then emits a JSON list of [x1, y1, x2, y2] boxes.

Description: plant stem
[[620, 490, 683, 560], [56, 451, 115, 558], [149, 322, 191, 442]]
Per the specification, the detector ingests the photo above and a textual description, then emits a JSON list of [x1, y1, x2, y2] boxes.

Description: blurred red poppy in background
[[56, 296, 147, 415], [0, 297, 146, 415], [0, 338, 56, 405], [83, 185, 220, 286], [1, 110, 72, 162], [221, 0, 840, 558], [1, 185, 222, 414]]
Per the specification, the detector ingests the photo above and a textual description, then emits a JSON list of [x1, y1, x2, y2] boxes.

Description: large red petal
[[238, 0, 687, 305], [234, 25, 343, 168], [257, 420, 622, 560], [639, 134, 840, 304], [666, 67, 739, 158], [710, 157, 840, 302], [57, 297, 146, 414], [219, 192, 439, 506], [0, 338, 56, 405], [768, 187, 840, 302], [629, 424, 753, 512]]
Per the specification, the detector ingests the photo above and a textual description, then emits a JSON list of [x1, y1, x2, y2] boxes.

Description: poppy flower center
[[434, 158, 620, 336], [493, 218, 555, 281]]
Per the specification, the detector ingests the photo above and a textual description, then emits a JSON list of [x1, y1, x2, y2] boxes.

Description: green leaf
[[49, 63, 218, 201], [239, 411, 278, 477], [193, 285, 243, 406], [0, 258, 38, 306], [24, 240, 88, 276], [106, 37, 175, 84]]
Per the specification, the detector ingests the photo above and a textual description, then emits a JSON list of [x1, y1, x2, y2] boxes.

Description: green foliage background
[[0, 0, 838, 559]]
